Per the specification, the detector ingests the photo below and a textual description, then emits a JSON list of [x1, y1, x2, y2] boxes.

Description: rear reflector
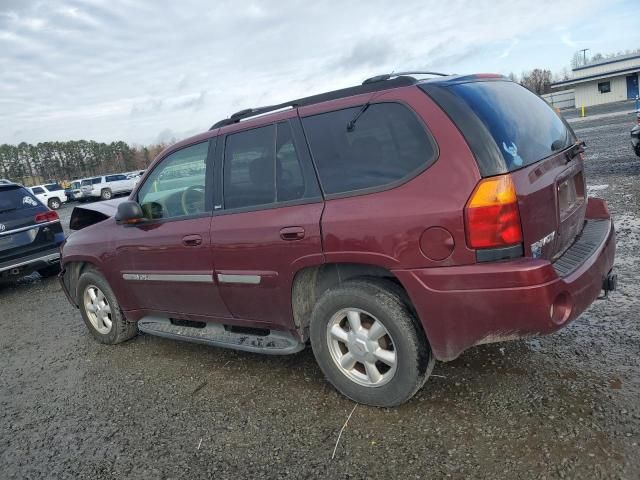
[[35, 210, 59, 223], [465, 175, 523, 249]]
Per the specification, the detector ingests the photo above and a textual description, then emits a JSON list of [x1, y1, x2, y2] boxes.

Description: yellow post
[[581, 103, 585, 118]]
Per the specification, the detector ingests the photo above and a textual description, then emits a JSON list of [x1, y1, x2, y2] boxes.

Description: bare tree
[[520, 69, 553, 95]]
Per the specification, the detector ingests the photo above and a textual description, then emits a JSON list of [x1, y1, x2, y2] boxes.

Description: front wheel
[[77, 268, 137, 344], [47, 198, 61, 209], [310, 279, 434, 407]]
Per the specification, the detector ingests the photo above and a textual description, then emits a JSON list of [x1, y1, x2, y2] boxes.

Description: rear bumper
[[0, 248, 60, 275], [394, 199, 616, 361]]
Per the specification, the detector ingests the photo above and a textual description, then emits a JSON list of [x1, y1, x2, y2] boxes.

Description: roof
[[209, 75, 418, 129], [573, 52, 640, 72], [208, 72, 507, 130], [552, 65, 640, 88]]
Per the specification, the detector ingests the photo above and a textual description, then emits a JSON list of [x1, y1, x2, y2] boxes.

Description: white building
[[551, 53, 640, 107]]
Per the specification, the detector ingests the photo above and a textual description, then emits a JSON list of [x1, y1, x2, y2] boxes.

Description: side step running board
[[138, 316, 305, 355]]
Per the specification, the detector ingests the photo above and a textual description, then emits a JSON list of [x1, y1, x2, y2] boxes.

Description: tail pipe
[[600, 270, 617, 299]]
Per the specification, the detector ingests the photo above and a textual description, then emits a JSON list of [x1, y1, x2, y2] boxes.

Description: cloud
[[332, 38, 396, 70], [0, 0, 629, 145], [498, 39, 520, 59], [561, 33, 578, 48]]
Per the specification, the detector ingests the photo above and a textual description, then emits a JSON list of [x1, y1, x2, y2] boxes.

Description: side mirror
[[115, 201, 145, 225]]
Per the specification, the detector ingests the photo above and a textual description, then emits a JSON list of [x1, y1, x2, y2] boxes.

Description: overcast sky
[[1, 0, 638, 146]]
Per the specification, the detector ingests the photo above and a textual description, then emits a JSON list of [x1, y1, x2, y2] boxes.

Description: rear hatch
[[420, 78, 585, 261], [0, 185, 61, 263]]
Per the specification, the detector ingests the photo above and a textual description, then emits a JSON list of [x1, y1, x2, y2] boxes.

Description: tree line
[[0, 140, 169, 186]]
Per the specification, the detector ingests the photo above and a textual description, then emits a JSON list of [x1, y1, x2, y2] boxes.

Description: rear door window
[[301, 102, 436, 196], [224, 125, 276, 210], [32, 187, 45, 194], [0, 186, 40, 212], [222, 121, 315, 210], [446, 80, 576, 171]]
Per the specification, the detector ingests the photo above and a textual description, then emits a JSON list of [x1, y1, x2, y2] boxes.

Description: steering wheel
[[181, 185, 205, 216]]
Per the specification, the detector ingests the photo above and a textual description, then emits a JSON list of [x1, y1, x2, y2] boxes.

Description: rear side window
[[224, 125, 276, 210], [106, 174, 126, 182], [0, 186, 40, 212], [223, 121, 312, 210], [446, 81, 576, 171], [32, 187, 45, 194], [301, 103, 436, 196]]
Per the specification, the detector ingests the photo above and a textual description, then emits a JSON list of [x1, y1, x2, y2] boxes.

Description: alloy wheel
[[83, 284, 113, 334], [326, 308, 397, 387]]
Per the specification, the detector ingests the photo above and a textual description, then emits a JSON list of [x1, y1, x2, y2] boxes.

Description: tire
[[47, 198, 61, 209], [38, 264, 61, 278], [309, 279, 434, 407], [76, 268, 137, 345], [635, 145, 640, 158], [100, 188, 112, 200]]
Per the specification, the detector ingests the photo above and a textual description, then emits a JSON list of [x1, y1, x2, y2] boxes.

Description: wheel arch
[[291, 263, 428, 344], [61, 259, 101, 306]]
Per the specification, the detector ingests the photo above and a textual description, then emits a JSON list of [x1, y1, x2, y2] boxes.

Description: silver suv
[[80, 174, 136, 201]]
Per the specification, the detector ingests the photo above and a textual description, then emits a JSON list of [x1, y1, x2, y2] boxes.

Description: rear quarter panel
[[304, 86, 481, 269]]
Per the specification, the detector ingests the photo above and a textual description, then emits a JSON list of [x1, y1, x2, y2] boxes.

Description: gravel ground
[[1, 109, 639, 479]]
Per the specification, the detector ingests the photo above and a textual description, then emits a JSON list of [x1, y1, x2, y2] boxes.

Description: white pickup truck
[[29, 183, 68, 209], [80, 174, 137, 201]]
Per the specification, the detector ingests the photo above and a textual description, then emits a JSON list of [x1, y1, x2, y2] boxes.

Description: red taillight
[[35, 210, 59, 223], [464, 175, 523, 249]]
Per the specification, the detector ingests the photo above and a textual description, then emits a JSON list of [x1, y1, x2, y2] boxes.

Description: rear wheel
[[47, 198, 61, 209], [77, 268, 137, 344], [100, 188, 112, 200], [310, 279, 434, 407]]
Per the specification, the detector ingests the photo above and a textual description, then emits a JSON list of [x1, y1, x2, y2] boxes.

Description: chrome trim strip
[[217, 274, 261, 285], [0, 220, 60, 237], [122, 273, 212, 283], [0, 252, 59, 272]]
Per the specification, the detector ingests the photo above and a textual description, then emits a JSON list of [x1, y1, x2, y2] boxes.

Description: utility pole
[[579, 48, 589, 66]]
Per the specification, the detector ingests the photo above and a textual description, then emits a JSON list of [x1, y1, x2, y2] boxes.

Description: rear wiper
[[346, 102, 371, 132], [565, 141, 586, 163]]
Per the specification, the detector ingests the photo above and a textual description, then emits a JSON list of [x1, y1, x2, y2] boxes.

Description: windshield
[[448, 80, 576, 171], [0, 186, 41, 213], [45, 183, 63, 191]]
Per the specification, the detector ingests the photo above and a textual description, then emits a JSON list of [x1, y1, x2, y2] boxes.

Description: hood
[[69, 197, 126, 230]]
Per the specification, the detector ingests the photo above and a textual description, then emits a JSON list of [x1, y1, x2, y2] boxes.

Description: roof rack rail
[[209, 75, 420, 130], [210, 101, 297, 129], [362, 71, 449, 85]]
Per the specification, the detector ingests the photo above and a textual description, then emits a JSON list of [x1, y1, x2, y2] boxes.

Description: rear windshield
[[447, 81, 575, 171], [0, 186, 41, 213]]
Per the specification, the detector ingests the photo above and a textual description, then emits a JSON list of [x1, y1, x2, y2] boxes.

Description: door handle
[[280, 226, 305, 241], [182, 234, 202, 247]]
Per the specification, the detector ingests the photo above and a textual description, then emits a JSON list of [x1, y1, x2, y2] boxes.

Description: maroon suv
[[60, 73, 616, 406]]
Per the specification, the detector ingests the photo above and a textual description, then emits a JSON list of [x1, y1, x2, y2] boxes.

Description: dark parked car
[[59, 73, 616, 406], [0, 179, 64, 280]]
